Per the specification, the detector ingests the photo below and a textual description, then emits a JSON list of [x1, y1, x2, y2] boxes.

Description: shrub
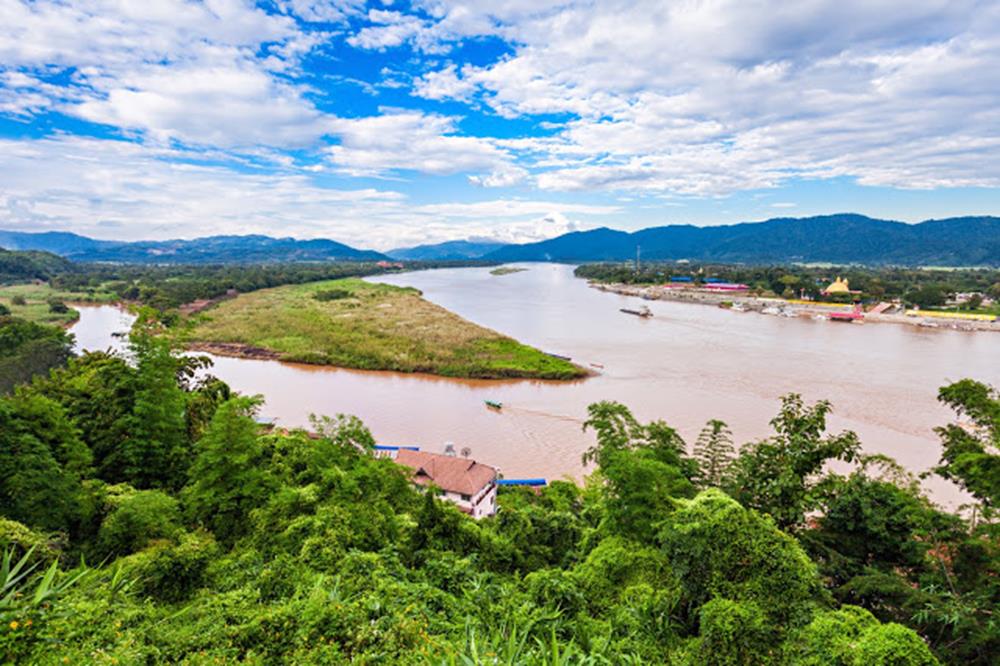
[[96, 486, 183, 557], [47, 300, 69, 314], [10, 296, 26, 306], [312, 288, 351, 301]]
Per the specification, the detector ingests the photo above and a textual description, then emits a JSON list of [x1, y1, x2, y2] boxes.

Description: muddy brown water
[[71, 264, 999, 507]]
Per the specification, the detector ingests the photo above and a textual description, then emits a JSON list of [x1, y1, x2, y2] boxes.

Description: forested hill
[[0, 248, 74, 282], [0, 231, 387, 264], [484, 214, 1000, 266]]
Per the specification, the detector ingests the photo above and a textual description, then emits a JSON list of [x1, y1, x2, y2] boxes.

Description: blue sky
[[1, 0, 998, 250]]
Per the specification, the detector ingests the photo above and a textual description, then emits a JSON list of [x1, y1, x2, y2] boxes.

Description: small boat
[[484, 400, 503, 410], [546, 352, 572, 361], [620, 305, 653, 318], [589, 362, 604, 369]]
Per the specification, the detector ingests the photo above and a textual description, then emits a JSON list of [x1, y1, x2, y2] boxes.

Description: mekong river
[[72, 264, 999, 507]]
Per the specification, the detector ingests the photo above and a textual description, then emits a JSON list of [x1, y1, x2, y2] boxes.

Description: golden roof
[[824, 276, 850, 294]]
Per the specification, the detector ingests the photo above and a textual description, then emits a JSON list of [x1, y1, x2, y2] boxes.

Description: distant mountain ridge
[[484, 214, 1000, 266], [3, 214, 998, 266], [0, 231, 387, 264], [387, 240, 508, 261]]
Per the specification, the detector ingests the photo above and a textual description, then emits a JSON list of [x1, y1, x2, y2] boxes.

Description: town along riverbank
[[180, 277, 587, 380], [591, 282, 1000, 332]]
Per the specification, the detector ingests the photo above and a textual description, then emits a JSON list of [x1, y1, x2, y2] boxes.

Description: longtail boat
[[484, 400, 503, 410]]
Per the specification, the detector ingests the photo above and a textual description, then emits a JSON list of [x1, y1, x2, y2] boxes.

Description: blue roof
[[374, 445, 420, 451], [497, 478, 547, 486], [670, 276, 693, 282]]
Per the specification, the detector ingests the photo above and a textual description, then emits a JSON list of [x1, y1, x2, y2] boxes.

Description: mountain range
[[3, 214, 998, 266], [387, 240, 508, 261], [0, 231, 386, 263], [479, 214, 1000, 266]]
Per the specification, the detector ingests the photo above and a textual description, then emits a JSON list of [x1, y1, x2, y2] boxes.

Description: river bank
[[591, 282, 1000, 332], [182, 277, 587, 380]]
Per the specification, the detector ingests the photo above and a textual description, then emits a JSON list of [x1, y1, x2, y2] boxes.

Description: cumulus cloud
[[396, 0, 1000, 193], [0, 135, 612, 249], [0, 0, 329, 149], [326, 110, 513, 177]]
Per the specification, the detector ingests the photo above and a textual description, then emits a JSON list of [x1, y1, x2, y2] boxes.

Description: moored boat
[[620, 305, 653, 318], [484, 400, 503, 410]]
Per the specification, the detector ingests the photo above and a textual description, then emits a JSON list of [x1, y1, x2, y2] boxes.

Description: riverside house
[[394, 449, 499, 518]]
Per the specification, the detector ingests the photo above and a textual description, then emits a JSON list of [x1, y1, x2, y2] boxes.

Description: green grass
[[0, 282, 116, 326], [184, 278, 586, 379]]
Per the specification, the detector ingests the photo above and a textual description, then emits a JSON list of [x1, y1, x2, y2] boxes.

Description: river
[[71, 264, 999, 507]]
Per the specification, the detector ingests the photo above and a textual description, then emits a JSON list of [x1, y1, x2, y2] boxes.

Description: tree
[[583, 401, 696, 540], [933, 379, 999, 510], [693, 420, 736, 489], [727, 394, 860, 530], [0, 318, 74, 394], [125, 314, 189, 489], [0, 399, 81, 533], [183, 396, 272, 545]]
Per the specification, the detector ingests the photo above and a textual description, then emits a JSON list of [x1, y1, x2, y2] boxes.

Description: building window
[[460, 493, 471, 501]]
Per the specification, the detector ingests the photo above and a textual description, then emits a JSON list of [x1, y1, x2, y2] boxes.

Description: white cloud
[[394, 0, 1000, 194], [0, 136, 613, 249], [0, 0, 329, 149], [326, 110, 512, 177]]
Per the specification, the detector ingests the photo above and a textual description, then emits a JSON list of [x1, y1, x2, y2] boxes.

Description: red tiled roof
[[395, 450, 497, 495]]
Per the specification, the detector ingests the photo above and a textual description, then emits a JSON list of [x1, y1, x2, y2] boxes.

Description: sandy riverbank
[[592, 282, 1000, 332]]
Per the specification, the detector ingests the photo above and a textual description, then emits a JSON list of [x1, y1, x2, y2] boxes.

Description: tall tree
[[727, 394, 860, 530], [693, 419, 736, 489], [125, 312, 188, 489], [934, 379, 1000, 511], [183, 395, 271, 545]]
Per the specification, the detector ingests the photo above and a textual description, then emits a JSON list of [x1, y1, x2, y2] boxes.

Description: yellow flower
[[9, 621, 19, 630]]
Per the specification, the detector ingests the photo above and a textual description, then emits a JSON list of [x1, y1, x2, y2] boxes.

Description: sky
[[1, 0, 998, 250]]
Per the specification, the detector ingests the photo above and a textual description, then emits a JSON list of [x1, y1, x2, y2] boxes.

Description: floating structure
[[829, 303, 864, 323], [621, 305, 653, 318], [395, 450, 499, 518]]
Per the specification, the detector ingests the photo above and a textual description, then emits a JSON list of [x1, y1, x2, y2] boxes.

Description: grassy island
[[184, 278, 585, 379], [489, 266, 528, 276]]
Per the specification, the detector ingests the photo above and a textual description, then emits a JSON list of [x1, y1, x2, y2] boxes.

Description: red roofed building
[[395, 450, 499, 518]]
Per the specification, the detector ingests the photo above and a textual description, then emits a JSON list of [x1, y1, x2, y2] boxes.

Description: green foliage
[[0, 398, 83, 533], [47, 299, 69, 314], [727, 394, 860, 530], [788, 605, 938, 665], [696, 597, 773, 665], [96, 485, 183, 558], [934, 379, 1000, 510], [0, 363, 994, 664], [582, 401, 696, 541], [661, 490, 824, 630], [312, 288, 352, 301], [125, 314, 189, 489], [693, 419, 736, 489], [124, 531, 218, 603], [184, 396, 273, 545], [0, 317, 74, 393]]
